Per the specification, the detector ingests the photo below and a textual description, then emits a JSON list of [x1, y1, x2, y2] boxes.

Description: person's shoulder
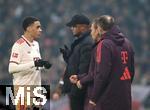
[[12, 38, 25, 48], [97, 39, 112, 49], [124, 38, 134, 53], [15, 37, 25, 45], [82, 34, 94, 45], [11, 38, 23, 50], [14, 37, 25, 46], [124, 38, 132, 46]]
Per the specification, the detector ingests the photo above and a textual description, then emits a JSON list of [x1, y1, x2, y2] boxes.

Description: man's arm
[[70, 72, 93, 86], [130, 47, 135, 83], [131, 55, 135, 83], [78, 44, 92, 74], [69, 44, 93, 88], [77, 73, 87, 79], [8, 43, 35, 74], [77, 44, 94, 86], [125, 38, 135, 83], [9, 62, 34, 74], [90, 41, 112, 103], [79, 72, 94, 86], [76, 72, 94, 89]]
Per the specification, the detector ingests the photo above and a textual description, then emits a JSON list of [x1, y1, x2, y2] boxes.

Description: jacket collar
[[74, 30, 90, 44], [71, 30, 91, 50]]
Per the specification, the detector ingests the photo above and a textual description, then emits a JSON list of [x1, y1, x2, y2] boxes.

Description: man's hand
[[34, 59, 52, 69], [89, 100, 96, 106], [34, 59, 44, 67], [76, 80, 82, 89], [59, 45, 70, 62], [87, 100, 96, 110], [69, 75, 78, 84], [43, 61, 52, 69]]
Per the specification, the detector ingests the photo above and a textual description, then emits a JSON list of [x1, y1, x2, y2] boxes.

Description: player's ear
[[26, 25, 32, 32], [96, 28, 99, 35]]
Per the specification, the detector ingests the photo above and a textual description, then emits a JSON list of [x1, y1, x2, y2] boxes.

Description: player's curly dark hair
[[22, 16, 39, 31]]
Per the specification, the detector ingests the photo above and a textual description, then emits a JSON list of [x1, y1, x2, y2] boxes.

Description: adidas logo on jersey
[[120, 67, 131, 80]]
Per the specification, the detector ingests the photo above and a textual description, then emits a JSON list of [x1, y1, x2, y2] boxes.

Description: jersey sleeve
[[9, 43, 22, 64], [8, 43, 35, 74]]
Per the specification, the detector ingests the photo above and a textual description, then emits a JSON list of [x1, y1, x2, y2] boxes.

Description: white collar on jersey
[[21, 35, 35, 46]]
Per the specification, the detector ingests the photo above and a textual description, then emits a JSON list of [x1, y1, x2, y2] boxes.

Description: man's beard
[[73, 32, 81, 37]]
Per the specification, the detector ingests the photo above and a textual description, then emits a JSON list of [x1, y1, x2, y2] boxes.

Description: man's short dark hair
[[22, 16, 39, 31], [96, 15, 115, 31]]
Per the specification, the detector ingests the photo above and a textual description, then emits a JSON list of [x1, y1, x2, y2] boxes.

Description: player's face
[[30, 21, 42, 39], [90, 23, 99, 41]]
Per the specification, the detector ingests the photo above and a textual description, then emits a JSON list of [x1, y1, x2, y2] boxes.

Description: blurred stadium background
[[0, 0, 149, 110]]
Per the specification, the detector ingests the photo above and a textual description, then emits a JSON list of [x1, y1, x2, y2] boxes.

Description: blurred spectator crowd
[[0, 0, 149, 109]]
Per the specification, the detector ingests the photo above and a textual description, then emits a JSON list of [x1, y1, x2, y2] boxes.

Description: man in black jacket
[[60, 14, 94, 110]]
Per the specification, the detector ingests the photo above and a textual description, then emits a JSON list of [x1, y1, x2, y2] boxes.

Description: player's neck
[[23, 33, 34, 43]]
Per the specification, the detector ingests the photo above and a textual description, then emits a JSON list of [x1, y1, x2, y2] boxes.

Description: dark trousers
[[69, 96, 84, 110]]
